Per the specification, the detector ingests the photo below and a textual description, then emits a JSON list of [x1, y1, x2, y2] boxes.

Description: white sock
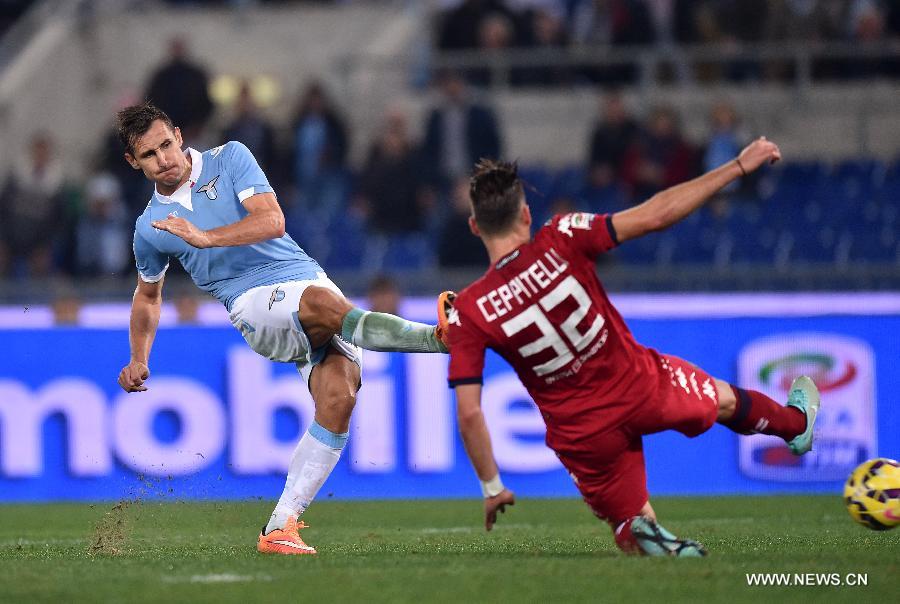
[[264, 420, 348, 534]]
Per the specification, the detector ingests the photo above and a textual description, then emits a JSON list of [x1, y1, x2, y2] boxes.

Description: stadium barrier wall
[[1, 295, 898, 502]]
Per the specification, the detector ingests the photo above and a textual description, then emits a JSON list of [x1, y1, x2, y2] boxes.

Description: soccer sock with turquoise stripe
[[341, 307, 447, 353], [265, 420, 348, 534]]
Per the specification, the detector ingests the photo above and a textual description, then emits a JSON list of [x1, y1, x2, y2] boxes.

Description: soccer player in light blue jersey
[[114, 102, 448, 555]]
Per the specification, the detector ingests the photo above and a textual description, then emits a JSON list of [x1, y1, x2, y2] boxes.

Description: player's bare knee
[[298, 286, 352, 344], [316, 380, 357, 419]]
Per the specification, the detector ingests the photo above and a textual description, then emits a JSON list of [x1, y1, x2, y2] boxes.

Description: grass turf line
[[0, 496, 896, 603]]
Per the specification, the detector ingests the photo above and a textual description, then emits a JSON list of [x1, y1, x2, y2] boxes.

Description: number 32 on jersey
[[500, 275, 605, 377]]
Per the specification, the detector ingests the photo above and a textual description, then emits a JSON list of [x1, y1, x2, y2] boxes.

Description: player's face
[[126, 120, 188, 191]]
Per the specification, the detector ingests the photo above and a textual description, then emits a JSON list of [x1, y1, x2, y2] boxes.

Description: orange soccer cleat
[[257, 516, 317, 555], [435, 290, 457, 351]]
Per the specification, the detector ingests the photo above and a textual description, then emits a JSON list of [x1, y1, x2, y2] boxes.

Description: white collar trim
[[154, 148, 203, 211]]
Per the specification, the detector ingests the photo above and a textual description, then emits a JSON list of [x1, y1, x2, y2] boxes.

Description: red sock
[[721, 385, 806, 440], [613, 517, 642, 555]]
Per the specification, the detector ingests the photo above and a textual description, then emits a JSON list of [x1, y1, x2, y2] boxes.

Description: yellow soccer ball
[[844, 458, 900, 530]]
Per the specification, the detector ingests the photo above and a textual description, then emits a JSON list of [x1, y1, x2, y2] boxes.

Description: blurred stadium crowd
[[434, 0, 900, 85], [1, 0, 899, 310]]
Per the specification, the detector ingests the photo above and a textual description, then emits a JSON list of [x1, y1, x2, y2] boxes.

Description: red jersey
[[447, 212, 662, 447]]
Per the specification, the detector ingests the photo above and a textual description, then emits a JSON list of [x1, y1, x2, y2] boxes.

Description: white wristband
[[480, 474, 505, 498]]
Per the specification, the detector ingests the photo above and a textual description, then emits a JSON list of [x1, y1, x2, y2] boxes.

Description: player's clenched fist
[[736, 136, 782, 174], [484, 488, 515, 531], [118, 361, 150, 392]]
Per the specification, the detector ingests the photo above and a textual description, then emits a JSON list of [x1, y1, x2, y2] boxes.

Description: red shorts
[[553, 354, 719, 524]]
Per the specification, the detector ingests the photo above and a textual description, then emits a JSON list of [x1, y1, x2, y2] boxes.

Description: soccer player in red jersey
[[438, 137, 820, 556]]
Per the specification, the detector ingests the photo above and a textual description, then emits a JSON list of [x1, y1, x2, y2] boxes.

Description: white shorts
[[228, 276, 362, 385]]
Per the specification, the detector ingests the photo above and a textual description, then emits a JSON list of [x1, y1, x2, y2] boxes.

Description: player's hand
[[736, 136, 782, 174], [484, 488, 515, 531], [152, 214, 212, 248], [118, 361, 150, 392]]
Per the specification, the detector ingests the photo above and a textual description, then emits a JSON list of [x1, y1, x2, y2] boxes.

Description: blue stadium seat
[[789, 225, 840, 264], [667, 212, 717, 264], [518, 165, 555, 199], [319, 215, 367, 269], [846, 227, 898, 263], [381, 234, 436, 270], [552, 166, 587, 200], [518, 165, 555, 222], [580, 183, 628, 213], [614, 231, 663, 265]]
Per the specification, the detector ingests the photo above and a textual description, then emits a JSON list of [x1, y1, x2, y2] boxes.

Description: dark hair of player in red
[[468, 159, 524, 236], [116, 101, 176, 155]]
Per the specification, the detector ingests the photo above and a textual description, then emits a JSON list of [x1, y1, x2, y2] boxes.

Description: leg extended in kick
[[714, 376, 820, 455], [298, 285, 447, 353]]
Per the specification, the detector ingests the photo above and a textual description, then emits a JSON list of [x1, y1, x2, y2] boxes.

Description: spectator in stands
[[222, 81, 276, 174], [635, 0, 693, 83], [356, 106, 430, 236], [174, 293, 201, 324], [546, 195, 579, 216], [51, 287, 81, 326], [762, 0, 845, 80], [849, 0, 887, 42], [472, 12, 518, 86], [437, 0, 521, 51], [290, 80, 349, 228], [571, 0, 655, 83], [571, 0, 655, 46], [75, 173, 130, 277], [422, 70, 503, 188], [516, 7, 572, 86], [480, 12, 516, 46], [437, 176, 490, 268], [0, 133, 65, 278], [715, 0, 768, 43], [367, 274, 402, 315], [888, 2, 900, 38], [843, 1, 891, 78], [763, 0, 844, 42], [621, 106, 696, 202], [703, 101, 744, 194], [144, 36, 214, 146], [587, 92, 639, 190]]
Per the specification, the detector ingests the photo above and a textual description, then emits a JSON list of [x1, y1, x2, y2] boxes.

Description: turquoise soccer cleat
[[627, 516, 707, 557], [786, 375, 820, 456]]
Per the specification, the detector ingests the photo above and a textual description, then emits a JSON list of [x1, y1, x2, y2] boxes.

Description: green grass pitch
[[1, 496, 896, 603]]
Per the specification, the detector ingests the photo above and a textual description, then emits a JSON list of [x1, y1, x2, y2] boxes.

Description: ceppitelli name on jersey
[[476, 248, 569, 322]]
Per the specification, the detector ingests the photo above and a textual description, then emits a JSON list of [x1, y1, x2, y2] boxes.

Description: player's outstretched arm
[[611, 137, 781, 243], [455, 384, 516, 531], [118, 277, 163, 393], [151, 192, 285, 249]]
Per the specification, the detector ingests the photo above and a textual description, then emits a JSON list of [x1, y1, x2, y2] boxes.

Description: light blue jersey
[[133, 142, 323, 310]]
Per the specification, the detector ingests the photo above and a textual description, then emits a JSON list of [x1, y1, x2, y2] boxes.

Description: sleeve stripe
[[138, 263, 169, 283], [237, 187, 256, 202], [605, 214, 619, 246], [448, 377, 484, 388]]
